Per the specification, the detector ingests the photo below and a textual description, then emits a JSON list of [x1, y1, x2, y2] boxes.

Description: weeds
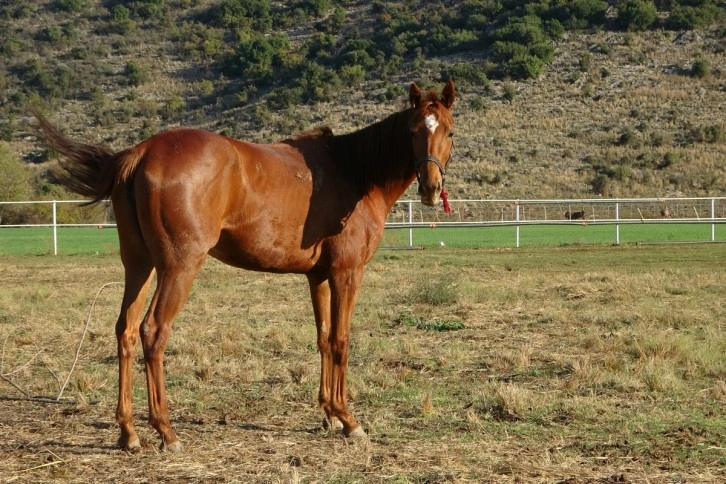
[[401, 275, 459, 306], [393, 312, 465, 331]]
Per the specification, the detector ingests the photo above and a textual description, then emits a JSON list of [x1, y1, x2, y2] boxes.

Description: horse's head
[[409, 81, 456, 207]]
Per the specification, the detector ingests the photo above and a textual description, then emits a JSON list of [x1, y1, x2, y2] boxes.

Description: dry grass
[[1, 245, 725, 482]]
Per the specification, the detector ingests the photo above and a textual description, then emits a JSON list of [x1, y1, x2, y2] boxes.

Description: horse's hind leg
[[140, 256, 206, 452], [113, 191, 155, 451], [115, 259, 154, 450]]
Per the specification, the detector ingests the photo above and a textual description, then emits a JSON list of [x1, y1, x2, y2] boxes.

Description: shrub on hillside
[[507, 55, 547, 80], [591, 173, 611, 196], [440, 63, 490, 89], [109, 4, 136, 34], [691, 58, 711, 78], [617, 0, 658, 31], [211, 0, 273, 31], [56, 0, 85, 13], [124, 62, 148, 86], [665, 1, 723, 30], [228, 33, 289, 81], [551, 0, 609, 29], [488, 15, 555, 79]]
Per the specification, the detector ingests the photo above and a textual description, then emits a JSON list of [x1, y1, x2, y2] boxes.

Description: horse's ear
[[441, 80, 455, 109], [409, 83, 423, 108]]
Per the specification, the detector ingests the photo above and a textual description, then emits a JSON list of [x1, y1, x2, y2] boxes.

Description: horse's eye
[[448, 132, 455, 138]]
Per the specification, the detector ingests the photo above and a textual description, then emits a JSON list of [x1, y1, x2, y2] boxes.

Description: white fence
[[1, 197, 725, 254], [387, 197, 726, 247]]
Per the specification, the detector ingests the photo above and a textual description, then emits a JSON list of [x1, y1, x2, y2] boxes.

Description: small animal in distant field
[[565, 209, 586, 220], [661, 207, 671, 218]]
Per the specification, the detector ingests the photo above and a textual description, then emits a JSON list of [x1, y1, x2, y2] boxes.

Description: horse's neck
[[331, 109, 416, 210]]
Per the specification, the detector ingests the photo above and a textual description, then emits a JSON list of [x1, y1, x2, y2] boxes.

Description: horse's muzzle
[[415, 155, 445, 207], [418, 181, 442, 206]]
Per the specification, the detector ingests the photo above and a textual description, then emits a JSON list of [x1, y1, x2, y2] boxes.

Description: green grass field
[[0, 227, 120, 256], [385, 223, 724, 248], [0, 223, 723, 256]]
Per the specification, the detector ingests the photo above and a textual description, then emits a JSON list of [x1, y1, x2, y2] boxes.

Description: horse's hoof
[[118, 436, 141, 452], [322, 417, 344, 431], [162, 440, 183, 453], [344, 426, 367, 440]]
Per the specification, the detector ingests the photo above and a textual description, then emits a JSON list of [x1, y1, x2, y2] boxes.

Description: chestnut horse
[[35, 81, 456, 451]]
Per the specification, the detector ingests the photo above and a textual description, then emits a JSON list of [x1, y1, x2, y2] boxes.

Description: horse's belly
[[209, 228, 316, 274]]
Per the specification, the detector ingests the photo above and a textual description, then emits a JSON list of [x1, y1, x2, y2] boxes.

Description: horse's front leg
[[308, 270, 366, 438], [307, 275, 342, 431]]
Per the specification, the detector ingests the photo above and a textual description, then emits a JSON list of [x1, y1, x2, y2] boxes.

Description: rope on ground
[[56, 281, 123, 401]]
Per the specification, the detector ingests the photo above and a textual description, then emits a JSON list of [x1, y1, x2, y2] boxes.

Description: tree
[[0, 143, 33, 224]]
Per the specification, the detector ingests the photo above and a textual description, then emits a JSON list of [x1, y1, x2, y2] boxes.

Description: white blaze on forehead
[[425, 114, 439, 133]]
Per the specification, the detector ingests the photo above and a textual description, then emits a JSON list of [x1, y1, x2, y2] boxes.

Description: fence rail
[[1, 197, 725, 254], [387, 196, 725, 247]]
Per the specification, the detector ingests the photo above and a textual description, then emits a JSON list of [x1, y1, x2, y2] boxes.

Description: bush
[[213, 0, 272, 31], [56, 0, 85, 13], [131, 0, 167, 21], [502, 82, 517, 101], [164, 95, 185, 118], [666, 1, 723, 30], [494, 15, 549, 45], [691, 58, 711, 78], [109, 4, 136, 34], [687, 124, 724, 144], [491, 41, 529, 63], [617, 128, 638, 146], [552, 0, 609, 29], [617, 0, 658, 31], [488, 15, 554, 79], [297, 62, 340, 102], [591, 173, 611, 196], [124, 62, 148, 86], [507, 54, 546, 80], [340, 64, 366, 86], [229, 33, 289, 81], [295, 0, 332, 18], [440, 63, 490, 88]]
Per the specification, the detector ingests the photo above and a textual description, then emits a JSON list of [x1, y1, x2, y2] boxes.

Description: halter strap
[[414, 138, 454, 184], [415, 155, 446, 175], [415, 155, 448, 187]]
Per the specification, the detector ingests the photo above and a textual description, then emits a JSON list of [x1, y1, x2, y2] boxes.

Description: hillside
[[1, 0, 725, 209]]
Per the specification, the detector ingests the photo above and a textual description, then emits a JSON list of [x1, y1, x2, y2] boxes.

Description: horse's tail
[[34, 110, 143, 205]]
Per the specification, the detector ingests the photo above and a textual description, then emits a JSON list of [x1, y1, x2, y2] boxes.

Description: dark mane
[[328, 109, 414, 192], [289, 126, 333, 140]]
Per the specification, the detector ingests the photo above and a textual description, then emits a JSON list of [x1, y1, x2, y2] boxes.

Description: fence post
[[407, 201, 413, 248], [615, 202, 620, 245], [515, 201, 520, 248], [52, 200, 58, 256], [711, 197, 716, 242]]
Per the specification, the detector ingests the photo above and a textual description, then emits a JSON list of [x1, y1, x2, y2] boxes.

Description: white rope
[[57, 282, 123, 401]]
